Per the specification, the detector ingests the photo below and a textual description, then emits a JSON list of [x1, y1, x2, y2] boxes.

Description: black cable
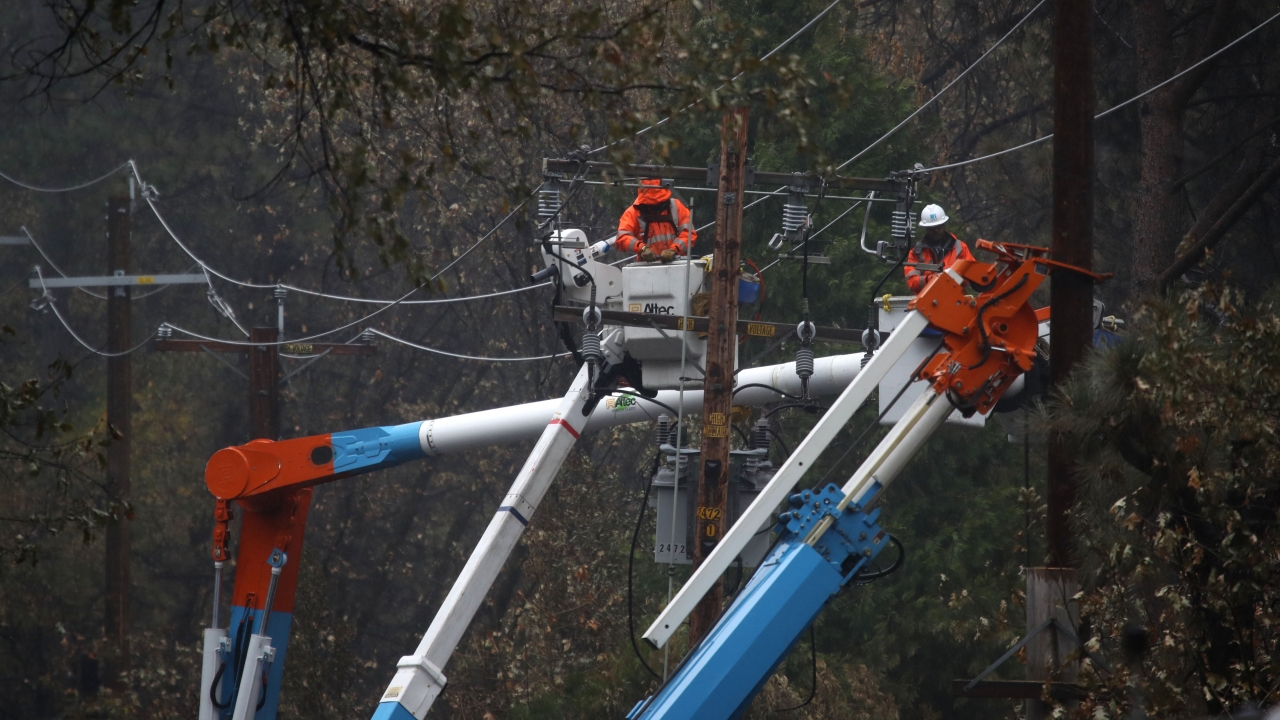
[[852, 535, 905, 582], [542, 243, 597, 290], [722, 556, 746, 598], [766, 427, 792, 458], [800, 179, 827, 302], [865, 249, 909, 353], [779, 624, 818, 711], [612, 389, 682, 419], [210, 662, 230, 709], [230, 610, 252, 708], [628, 452, 664, 681], [733, 424, 751, 446], [762, 402, 829, 420], [733, 383, 804, 400], [816, 343, 942, 487], [965, 274, 1028, 371]]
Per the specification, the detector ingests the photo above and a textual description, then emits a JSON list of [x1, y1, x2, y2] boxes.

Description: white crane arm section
[[642, 311, 930, 648]]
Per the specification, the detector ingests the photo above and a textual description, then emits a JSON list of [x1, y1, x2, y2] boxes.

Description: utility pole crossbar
[[30, 273, 208, 288], [155, 339, 377, 356], [541, 159, 901, 193], [550, 306, 865, 345]]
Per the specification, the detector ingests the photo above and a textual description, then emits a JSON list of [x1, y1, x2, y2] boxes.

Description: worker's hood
[[635, 182, 672, 205]]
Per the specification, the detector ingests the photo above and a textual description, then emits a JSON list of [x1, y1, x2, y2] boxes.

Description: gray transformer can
[[651, 449, 775, 567]]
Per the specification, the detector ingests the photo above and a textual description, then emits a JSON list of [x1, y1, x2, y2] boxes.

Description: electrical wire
[[835, 0, 1048, 172], [762, 402, 828, 420], [130, 161, 537, 302], [367, 328, 572, 362], [0, 162, 132, 193], [32, 268, 157, 357], [628, 452, 665, 681], [285, 282, 553, 306], [919, 6, 1280, 173], [756, 199, 866, 274], [24, 225, 190, 301], [815, 343, 942, 486], [589, 0, 859, 156], [23, 227, 106, 299], [732, 382, 804, 400], [612, 389, 682, 419]]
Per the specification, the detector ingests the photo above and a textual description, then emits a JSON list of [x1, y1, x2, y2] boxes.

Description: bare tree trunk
[[1130, 0, 1180, 292]]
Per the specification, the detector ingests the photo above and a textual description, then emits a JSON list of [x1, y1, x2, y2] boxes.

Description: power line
[[756, 199, 866, 274], [132, 162, 539, 305], [284, 282, 553, 306], [589, 0, 860, 157], [919, 6, 1280, 173], [25, 226, 107, 299], [368, 328, 573, 363], [0, 162, 132, 194], [22, 226, 185, 301], [31, 268, 157, 357], [835, 0, 1048, 172]]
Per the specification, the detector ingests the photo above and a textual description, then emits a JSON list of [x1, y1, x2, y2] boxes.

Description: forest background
[[2, 0, 1279, 718]]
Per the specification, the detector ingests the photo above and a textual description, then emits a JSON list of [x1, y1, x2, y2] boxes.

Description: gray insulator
[[157, 323, 172, 338], [273, 286, 288, 300], [795, 344, 815, 382], [656, 415, 670, 447], [751, 419, 770, 451], [581, 330, 603, 366], [668, 422, 685, 450], [782, 200, 808, 234], [891, 209, 908, 241], [538, 187, 562, 219]]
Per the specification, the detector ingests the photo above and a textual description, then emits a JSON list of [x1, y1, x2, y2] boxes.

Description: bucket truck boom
[[197, 347, 879, 720], [629, 241, 1103, 719]]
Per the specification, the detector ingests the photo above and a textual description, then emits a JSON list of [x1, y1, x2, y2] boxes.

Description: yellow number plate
[[702, 424, 729, 438]]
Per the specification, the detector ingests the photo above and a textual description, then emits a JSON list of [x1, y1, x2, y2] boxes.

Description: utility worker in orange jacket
[[904, 203, 977, 294], [615, 178, 696, 263]]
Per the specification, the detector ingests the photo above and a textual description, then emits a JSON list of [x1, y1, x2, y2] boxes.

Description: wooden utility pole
[[1029, 2, 1093, 717], [154, 333, 375, 442], [248, 327, 281, 439], [104, 196, 132, 665], [689, 107, 749, 644], [1046, 0, 1094, 569]]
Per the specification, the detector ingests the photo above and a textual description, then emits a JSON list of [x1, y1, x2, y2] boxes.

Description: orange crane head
[[909, 240, 1108, 416]]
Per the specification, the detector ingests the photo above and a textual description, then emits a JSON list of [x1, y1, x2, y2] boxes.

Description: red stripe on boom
[[549, 418, 580, 439]]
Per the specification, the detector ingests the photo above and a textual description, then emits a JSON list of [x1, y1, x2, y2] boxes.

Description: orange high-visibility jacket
[[616, 180, 695, 255], [904, 233, 975, 293]]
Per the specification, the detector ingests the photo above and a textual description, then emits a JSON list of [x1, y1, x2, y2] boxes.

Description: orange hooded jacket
[[616, 179, 695, 256], [904, 232, 975, 293]]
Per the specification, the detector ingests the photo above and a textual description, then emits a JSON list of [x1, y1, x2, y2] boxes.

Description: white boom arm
[[415, 351, 869, 457], [642, 311, 930, 648], [370, 346, 897, 720], [373, 364, 594, 720]]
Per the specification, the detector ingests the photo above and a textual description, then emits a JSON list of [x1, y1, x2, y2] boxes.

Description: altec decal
[[644, 303, 676, 314], [605, 396, 639, 413]]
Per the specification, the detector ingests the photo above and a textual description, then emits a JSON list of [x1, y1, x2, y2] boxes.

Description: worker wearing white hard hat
[[903, 203, 977, 294]]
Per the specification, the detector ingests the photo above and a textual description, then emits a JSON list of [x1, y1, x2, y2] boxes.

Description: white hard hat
[[919, 204, 949, 228]]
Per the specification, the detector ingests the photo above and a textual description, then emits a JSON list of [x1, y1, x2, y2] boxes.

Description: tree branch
[[1158, 153, 1280, 289]]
